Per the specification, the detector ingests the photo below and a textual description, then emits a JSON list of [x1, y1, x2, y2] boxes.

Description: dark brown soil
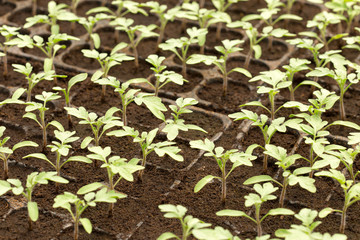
[[0, 2, 16, 16]]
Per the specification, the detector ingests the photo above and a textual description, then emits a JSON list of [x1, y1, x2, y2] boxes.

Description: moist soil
[[1, 0, 360, 239]]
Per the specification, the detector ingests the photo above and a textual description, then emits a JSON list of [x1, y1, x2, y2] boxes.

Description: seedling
[[242, 0, 301, 48], [6, 33, 78, 84], [108, 126, 183, 181], [316, 169, 360, 233], [325, 0, 360, 33], [0, 25, 20, 78], [86, 146, 143, 216], [343, 27, 360, 51], [187, 39, 251, 96], [244, 144, 316, 208], [306, 60, 359, 120], [95, 76, 167, 126], [24, 128, 92, 191], [82, 42, 134, 101], [53, 73, 88, 127], [78, 13, 111, 49], [23, 91, 63, 151], [110, 17, 158, 68], [145, 54, 186, 97], [161, 98, 207, 141], [143, 2, 180, 46], [229, 109, 301, 171], [12, 62, 58, 102], [192, 226, 244, 240], [217, 182, 294, 237], [275, 208, 347, 239], [240, 69, 291, 121], [190, 138, 256, 203], [0, 126, 38, 179], [158, 204, 211, 240], [282, 58, 322, 101], [0, 171, 68, 230], [25, 1, 78, 34], [53, 183, 125, 240], [159, 27, 208, 78], [87, 0, 147, 18]]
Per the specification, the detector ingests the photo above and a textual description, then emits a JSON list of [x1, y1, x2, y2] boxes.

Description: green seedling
[[192, 226, 245, 240], [0, 88, 26, 106], [78, 13, 111, 49], [242, 0, 301, 49], [187, 39, 251, 96], [86, 146, 143, 216], [0, 126, 38, 179], [24, 128, 92, 191], [110, 17, 158, 68], [229, 109, 301, 171], [145, 54, 187, 97], [12, 62, 57, 102], [53, 183, 125, 240], [241, 69, 292, 121], [95, 76, 167, 126], [0, 25, 20, 78], [143, 2, 180, 46], [53, 73, 88, 127], [108, 126, 183, 181], [159, 27, 208, 78], [158, 204, 212, 240], [228, 21, 294, 68], [6, 33, 78, 84], [343, 27, 360, 51], [25, 1, 79, 34], [217, 182, 294, 237], [300, 11, 346, 51], [82, 42, 134, 101], [316, 169, 360, 234], [282, 58, 322, 101], [275, 208, 347, 240], [0, 171, 68, 230], [244, 144, 316, 208], [23, 91, 63, 151], [325, 0, 360, 33], [179, 1, 230, 54], [190, 138, 256, 203], [161, 98, 207, 141], [306, 60, 359, 121], [87, 0, 147, 18]]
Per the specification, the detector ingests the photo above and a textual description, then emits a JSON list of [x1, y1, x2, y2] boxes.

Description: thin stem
[[339, 89, 346, 121], [223, 72, 228, 96], [133, 45, 139, 69], [216, 22, 222, 41], [255, 205, 262, 237], [244, 49, 252, 69], [74, 215, 79, 240], [263, 154, 269, 172], [182, 59, 187, 79], [155, 77, 160, 97], [32, 0, 37, 16], [309, 145, 314, 178], [340, 206, 347, 233], [3, 47, 8, 77], [4, 158, 8, 180], [122, 103, 127, 126], [279, 178, 288, 208], [138, 149, 146, 182], [221, 168, 227, 204]]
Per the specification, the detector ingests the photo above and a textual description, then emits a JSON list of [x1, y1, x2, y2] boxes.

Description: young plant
[[306, 61, 359, 120], [158, 204, 212, 240], [217, 182, 294, 237], [316, 169, 360, 234], [25, 1, 78, 34], [0, 25, 20, 78], [95, 76, 167, 126], [143, 2, 180, 46], [53, 183, 125, 240], [110, 18, 158, 68], [24, 128, 92, 191], [190, 138, 257, 203], [78, 13, 111, 49], [282, 58, 322, 101], [82, 42, 134, 101], [23, 91, 63, 151], [53, 73, 88, 127], [161, 98, 207, 141], [241, 69, 292, 121], [107, 126, 183, 181], [244, 144, 316, 208], [187, 39, 251, 96], [86, 146, 144, 216], [6, 33, 78, 84], [0, 171, 68, 230], [275, 208, 347, 239], [87, 0, 147, 18], [12, 62, 58, 102], [145, 54, 186, 97], [325, 0, 360, 33], [0, 126, 38, 179], [159, 27, 208, 78], [229, 109, 301, 171]]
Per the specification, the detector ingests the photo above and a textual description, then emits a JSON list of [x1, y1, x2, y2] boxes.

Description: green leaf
[[319, 207, 334, 218], [28, 201, 39, 222], [157, 232, 179, 240], [77, 182, 104, 195], [80, 218, 92, 234], [81, 136, 94, 149], [194, 175, 216, 193], [12, 141, 38, 151], [268, 208, 294, 216], [243, 175, 274, 185], [216, 209, 248, 217]]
